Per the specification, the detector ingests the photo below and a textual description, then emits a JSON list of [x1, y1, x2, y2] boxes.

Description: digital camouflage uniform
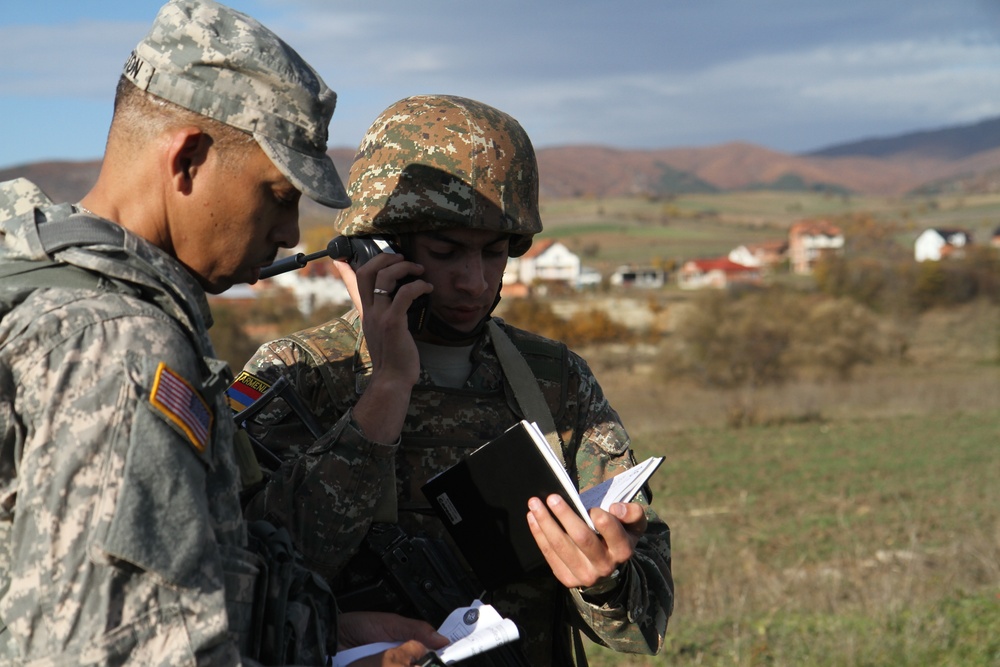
[[0, 0, 346, 663], [237, 313, 674, 665], [0, 201, 260, 665]]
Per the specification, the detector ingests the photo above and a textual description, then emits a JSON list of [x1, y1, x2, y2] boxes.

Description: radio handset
[[258, 235, 429, 333], [335, 236, 429, 333]]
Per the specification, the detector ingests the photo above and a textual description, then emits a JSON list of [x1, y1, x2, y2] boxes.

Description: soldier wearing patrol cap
[[236, 95, 674, 666], [0, 2, 443, 665]]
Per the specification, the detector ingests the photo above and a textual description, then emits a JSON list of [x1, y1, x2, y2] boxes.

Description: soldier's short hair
[[111, 77, 256, 171]]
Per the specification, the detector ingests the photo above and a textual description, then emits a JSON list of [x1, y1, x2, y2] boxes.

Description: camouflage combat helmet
[[334, 95, 542, 257]]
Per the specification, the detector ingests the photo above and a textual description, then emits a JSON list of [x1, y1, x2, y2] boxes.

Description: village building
[[610, 265, 667, 289], [268, 256, 351, 314], [504, 239, 581, 286], [728, 239, 788, 269], [788, 220, 844, 274], [677, 257, 760, 290], [914, 228, 974, 262]]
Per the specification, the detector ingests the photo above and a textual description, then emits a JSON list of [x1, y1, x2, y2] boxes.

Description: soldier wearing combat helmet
[[235, 95, 674, 666], [335, 95, 541, 342]]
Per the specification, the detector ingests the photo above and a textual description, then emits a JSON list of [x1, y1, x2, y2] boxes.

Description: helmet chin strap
[[422, 287, 502, 344]]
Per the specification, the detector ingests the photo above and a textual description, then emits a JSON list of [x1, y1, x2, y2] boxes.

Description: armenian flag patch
[[150, 362, 212, 453], [226, 370, 271, 413]]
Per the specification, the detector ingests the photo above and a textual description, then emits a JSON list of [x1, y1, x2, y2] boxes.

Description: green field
[[528, 193, 1000, 667], [581, 409, 1000, 666], [570, 297, 1000, 666]]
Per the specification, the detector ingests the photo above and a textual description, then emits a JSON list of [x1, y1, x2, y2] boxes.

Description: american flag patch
[[150, 362, 213, 452]]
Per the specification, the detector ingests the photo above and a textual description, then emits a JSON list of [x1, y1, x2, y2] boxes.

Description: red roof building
[[677, 257, 761, 289]]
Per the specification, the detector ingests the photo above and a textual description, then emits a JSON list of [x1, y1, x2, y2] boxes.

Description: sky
[[2, 0, 999, 170]]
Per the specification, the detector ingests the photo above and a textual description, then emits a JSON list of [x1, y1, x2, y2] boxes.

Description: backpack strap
[[0, 214, 130, 292], [0, 258, 104, 291], [36, 217, 126, 254]]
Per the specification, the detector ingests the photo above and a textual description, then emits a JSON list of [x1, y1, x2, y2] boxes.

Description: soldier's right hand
[[331, 256, 428, 443], [353, 251, 430, 384]]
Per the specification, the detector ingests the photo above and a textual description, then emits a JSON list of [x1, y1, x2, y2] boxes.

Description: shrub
[[500, 299, 633, 348], [659, 288, 889, 389], [816, 245, 1000, 314]]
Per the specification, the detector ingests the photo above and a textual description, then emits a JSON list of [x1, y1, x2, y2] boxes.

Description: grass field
[[574, 299, 1000, 666], [582, 410, 1000, 666]]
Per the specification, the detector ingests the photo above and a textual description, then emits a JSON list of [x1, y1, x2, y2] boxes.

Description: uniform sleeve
[[238, 336, 398, 583], [0, 295, 243, 666], [562, 353, 674, 655]]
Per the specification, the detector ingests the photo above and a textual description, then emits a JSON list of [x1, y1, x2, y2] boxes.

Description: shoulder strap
[[0, 214, 130, 293], [0, 258, 104, 291], [486, 319, 564, 462], [36, 217, 126, 254]]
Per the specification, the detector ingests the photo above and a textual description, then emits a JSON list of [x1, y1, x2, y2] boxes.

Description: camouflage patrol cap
[[123, 0, 349, 208], [335, 95, 542, 257]]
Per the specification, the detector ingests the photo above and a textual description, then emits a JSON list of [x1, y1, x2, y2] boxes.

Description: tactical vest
[[292, 320, 588, 666]]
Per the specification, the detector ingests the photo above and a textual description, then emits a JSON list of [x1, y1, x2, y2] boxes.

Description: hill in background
[[4, 116, 1000, 206], [535, 114, 1000, 198], [805, 115, 1000, 160]]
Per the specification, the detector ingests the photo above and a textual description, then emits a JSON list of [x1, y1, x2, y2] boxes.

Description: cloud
[[767, 38, 999, 127], [1, 0, 998, 165]]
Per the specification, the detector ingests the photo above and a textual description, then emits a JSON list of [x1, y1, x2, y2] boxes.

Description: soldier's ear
[[166, 127, 210, 195], [331, 259, 364, 313]]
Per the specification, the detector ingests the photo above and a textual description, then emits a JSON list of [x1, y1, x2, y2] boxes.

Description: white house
[[728, 240, 788, 269], [914, 228, 973, 262], [610, 265, 666, 289], [504, 239, 581, 286]]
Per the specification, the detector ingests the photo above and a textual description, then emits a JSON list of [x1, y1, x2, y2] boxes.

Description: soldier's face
[[176, 144, 301, 293], [409, 229, 510, 333]]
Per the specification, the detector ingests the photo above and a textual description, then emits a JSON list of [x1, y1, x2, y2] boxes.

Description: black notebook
[[421, 420, 663, 590]]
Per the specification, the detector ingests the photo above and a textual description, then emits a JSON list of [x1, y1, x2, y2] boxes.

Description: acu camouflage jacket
[[0, 202, 259, 665]]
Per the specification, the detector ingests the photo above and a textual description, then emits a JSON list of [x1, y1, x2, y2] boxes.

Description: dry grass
[[578, 300, 1000, 665]]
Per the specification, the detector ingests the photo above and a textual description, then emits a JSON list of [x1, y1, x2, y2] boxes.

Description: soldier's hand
[[338, 611, 448, 650], [333, 256, 429, 443], [346, 639, 431, 666], [526, 495, 647, 590]]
